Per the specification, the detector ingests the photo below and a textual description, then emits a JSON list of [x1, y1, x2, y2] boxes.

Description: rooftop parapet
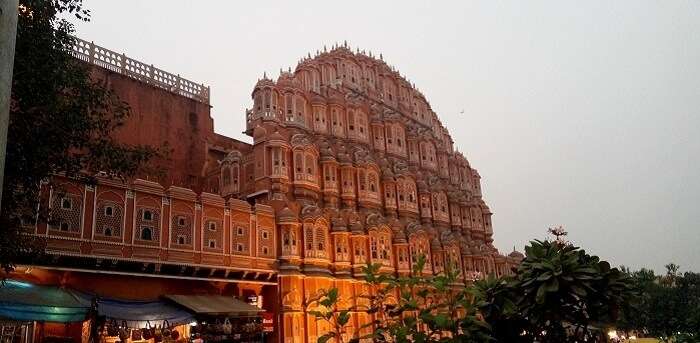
[[71, 36, 210, 104]]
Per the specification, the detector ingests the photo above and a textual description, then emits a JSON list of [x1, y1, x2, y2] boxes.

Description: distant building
[[18, 38, 522, 342]]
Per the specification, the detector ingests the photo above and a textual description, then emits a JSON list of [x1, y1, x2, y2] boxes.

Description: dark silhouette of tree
[[2, 0, 158, 271]]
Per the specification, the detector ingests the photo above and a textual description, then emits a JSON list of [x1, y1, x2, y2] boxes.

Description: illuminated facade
[[21, 38, 521, 343]]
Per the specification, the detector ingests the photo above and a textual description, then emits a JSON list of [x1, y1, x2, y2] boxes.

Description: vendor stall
[[75, 295, 194, 343], [163, 295, 265, 343], [0, 280, 91, 342]]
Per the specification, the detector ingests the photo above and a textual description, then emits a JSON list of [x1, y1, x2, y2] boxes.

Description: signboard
[[262, 312, 274, 333]]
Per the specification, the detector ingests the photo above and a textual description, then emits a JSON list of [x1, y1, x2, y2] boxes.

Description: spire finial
[[288, 66, 291, 73], [344, 40, 347, 47], [380, 53, 383, 60], [324, 45, 327, 52], [263, 71, 267, 79]]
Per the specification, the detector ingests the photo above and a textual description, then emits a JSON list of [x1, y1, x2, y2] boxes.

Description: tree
[[471, 275, 531, 343], [2, 0, 157, 271], [310, 257, 493, 343], [309, 232, 634, 343], [509, 239, 633, 342], [619, 265, 700, 342], [307, 288, 353, 343]]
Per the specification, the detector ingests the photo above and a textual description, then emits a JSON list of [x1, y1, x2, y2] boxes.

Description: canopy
[[163, 295, 263, 317], [0, 280, 89, 323], [95, 298, 193, 329]]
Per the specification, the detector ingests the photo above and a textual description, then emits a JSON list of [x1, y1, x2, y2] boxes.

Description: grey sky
[[70, 1, 700, 273]]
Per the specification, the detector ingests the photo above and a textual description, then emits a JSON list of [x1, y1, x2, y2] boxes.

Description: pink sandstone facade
[[21, 38, 523, 343]]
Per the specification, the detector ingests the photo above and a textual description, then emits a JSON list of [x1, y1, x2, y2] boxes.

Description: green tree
[[620, 265, 700, 342], [307, 288, 354, 343], [311, 257, 492, 343], [2, 0, 157, 270], [472, 275, 531, 342], [510, 239, 632, 342]]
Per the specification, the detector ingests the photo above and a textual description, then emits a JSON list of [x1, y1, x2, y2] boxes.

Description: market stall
[[74, 295, 195, 343], [163, 295, 265, 343], [0, 279, 91, 342]]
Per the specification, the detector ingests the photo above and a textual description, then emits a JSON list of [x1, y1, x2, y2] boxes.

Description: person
[[192, 333, 204, 343]]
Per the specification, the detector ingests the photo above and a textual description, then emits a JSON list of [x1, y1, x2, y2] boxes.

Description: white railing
[[71, 37, 210, 104]]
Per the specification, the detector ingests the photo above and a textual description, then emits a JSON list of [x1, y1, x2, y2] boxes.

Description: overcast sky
[[70, 1, 700, 273]]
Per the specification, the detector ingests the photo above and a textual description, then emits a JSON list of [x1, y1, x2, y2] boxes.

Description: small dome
[[381, 167, 395, 181], [331, 216, 347, 232], [337, 152, 352, 164], [277, 72, 299, 89], [253, 126, 267, 140], [350, 221, 364, 234], [508, 250, 525, 259], [254, 78, 275, 90], [277, 207, 297, 223], [310, 92, 326, 105], [392, 229, 407, 244], [327, 90, 344, 106], [269, 130, 284, 141]]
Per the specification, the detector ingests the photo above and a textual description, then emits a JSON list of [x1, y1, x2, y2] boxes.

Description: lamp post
[[0, 0, 19, 211]]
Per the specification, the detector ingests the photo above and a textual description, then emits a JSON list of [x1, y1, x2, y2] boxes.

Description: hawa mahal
[[18, 38, 523, 343]]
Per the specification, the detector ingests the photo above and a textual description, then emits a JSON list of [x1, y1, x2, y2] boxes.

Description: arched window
[[397, 178, 418, 212], [323, 164, 337, 190], [305, 225, 314, 252], [305, 153, 315, 176], [316, 226, 325, 253], [368, 171, 378, 193], [285, 93, 294, 120], [295, 95, 306, 125], [254, 93, 262, 112], [263, 90, 271, 111], [356, 111, 367, 140], [370, 236, 378, 259], [140, 227, 152, 241]]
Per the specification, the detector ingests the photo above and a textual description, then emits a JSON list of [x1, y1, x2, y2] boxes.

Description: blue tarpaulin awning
[[0, 280, 89, 323]]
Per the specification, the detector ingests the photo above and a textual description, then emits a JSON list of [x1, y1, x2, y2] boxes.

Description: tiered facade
[[22, 38, 521, 343]]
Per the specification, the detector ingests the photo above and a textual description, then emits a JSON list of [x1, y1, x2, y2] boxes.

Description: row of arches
[[280, 219, 495, 276]]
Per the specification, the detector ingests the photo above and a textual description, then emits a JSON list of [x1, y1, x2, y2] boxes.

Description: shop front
[[163, 295, 265, 343], [0, 280, 91, 343], [88, 297, 194, 343]]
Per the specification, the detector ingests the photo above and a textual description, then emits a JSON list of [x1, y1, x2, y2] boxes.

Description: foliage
[[509, 239, 633, 342], [618, 264, 700, 341], [308, 256, 492, 343], [2, 0, 158, 271], [307, 288, 353, 343], [471, 275, 530, 342], [309, 234, 635, 343]]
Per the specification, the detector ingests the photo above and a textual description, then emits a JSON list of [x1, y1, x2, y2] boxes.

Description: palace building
[[15, 38, 522, 342]]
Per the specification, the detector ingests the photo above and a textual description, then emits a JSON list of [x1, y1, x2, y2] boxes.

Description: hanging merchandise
[[118, 320, 129, 342], [222, 317, 233, 335], [106, 319, 119, 337], [141, 320, 154, 340], [131, 326, 142, 341], [154, 319, 169, 342], [161, 320, 172, 339]]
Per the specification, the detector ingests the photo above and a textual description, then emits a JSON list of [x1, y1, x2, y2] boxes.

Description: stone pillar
[[0, 0, 19, 211]]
